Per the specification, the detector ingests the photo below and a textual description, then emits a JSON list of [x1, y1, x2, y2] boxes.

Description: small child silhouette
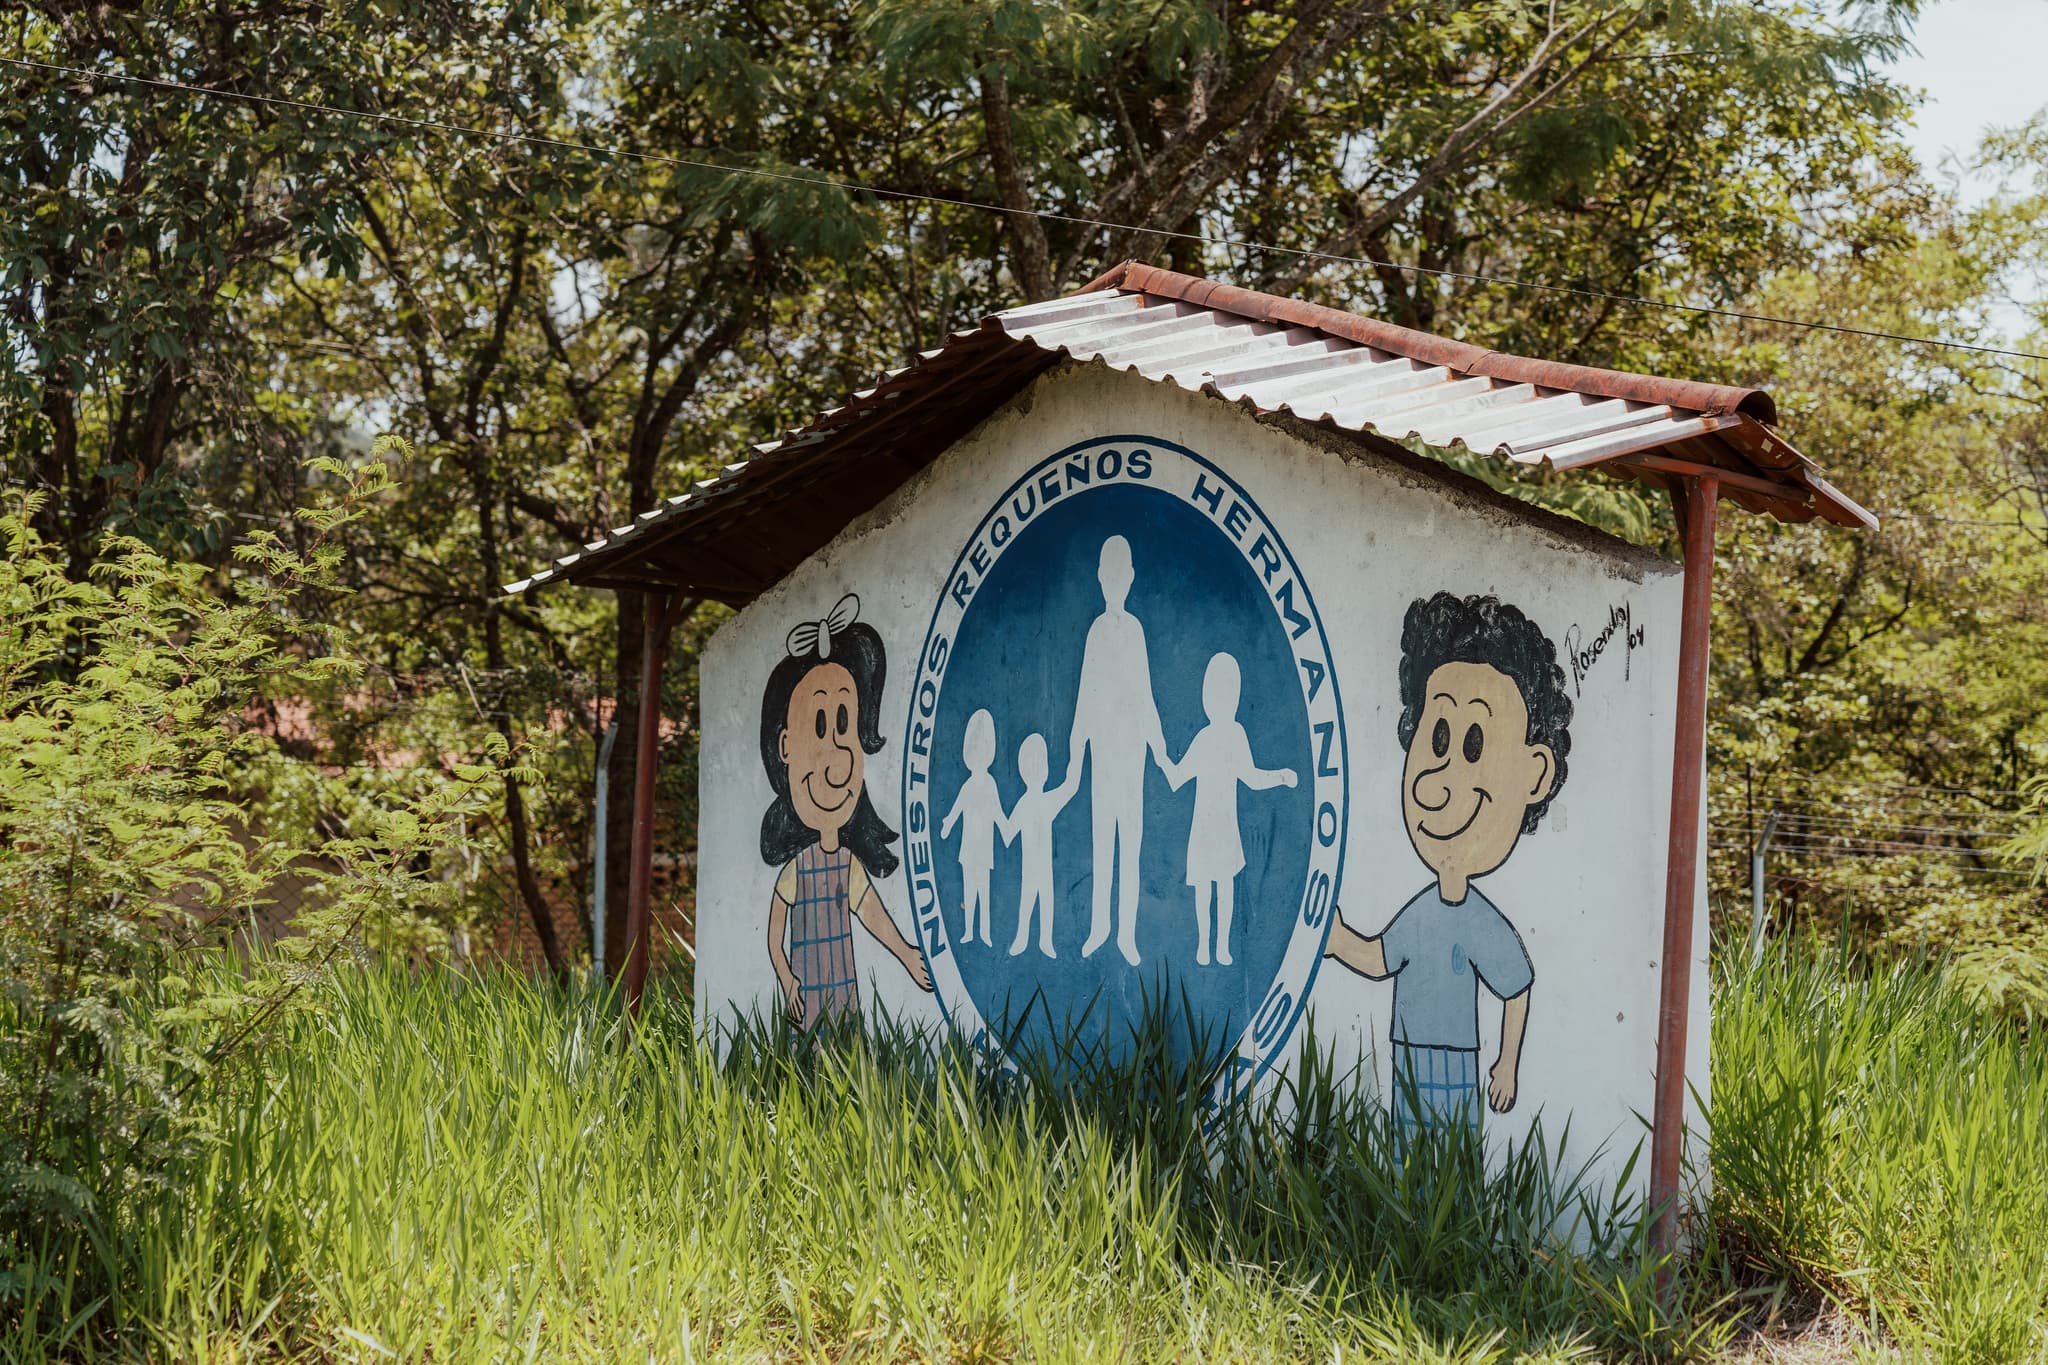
[[1001, 732, 1078, 958], [939, 708, 1006, 946], [1165, 654, 1297, 966]]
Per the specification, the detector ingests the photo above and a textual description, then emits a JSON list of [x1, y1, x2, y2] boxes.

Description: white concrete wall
[[695, 362, 1708, 1202]]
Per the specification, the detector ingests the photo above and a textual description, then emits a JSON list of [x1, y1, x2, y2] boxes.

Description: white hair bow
[[785, 593, 861, 660]]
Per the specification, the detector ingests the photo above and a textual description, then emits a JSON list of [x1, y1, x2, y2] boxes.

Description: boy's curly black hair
[[1397, 592, 1574, 835]]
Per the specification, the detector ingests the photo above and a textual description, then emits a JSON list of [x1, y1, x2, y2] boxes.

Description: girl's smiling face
[[779, 661, 864, 845]]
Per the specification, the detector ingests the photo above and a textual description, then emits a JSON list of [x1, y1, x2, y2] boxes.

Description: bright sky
[[1885, 0, 2048, 338], [1888, 0, 2048, 194]]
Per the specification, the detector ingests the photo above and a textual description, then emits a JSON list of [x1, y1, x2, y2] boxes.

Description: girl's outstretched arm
[[1241, 727, 1295, 789], [939, 787, 966, 839], [856, 876, 932, 991], [1245, 763, 1298, 791]]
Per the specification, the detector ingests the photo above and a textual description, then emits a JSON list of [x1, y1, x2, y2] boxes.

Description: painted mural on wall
[[1325, 593, 1574, 1139], [748, 483, 1586, 1140], [702, 371, 1692, 1197], [758, 594, 932, 1029], [899, 437, 1347, 1098]]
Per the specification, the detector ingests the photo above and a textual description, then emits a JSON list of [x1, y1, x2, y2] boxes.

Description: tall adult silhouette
[[1061, 535, 1167, 965]]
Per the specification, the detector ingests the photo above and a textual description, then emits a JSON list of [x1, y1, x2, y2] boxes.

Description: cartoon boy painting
[[1325, 592, 1573, 1138], [761, 593, 933, 1030]]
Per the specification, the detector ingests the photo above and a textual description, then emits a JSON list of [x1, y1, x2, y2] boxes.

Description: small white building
[[514, 263, 1871, 1248]]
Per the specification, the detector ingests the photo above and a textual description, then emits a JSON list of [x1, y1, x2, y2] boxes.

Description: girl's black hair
[[758, 620, 901, 876], [1397, 592, 1574, 835]]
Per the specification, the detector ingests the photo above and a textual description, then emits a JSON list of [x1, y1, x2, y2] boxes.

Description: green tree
[[1, 453, 509, 1334], [291, 0, 1936, 973], [1698, 150, 2048, 1004], [0, 3, 537, 572], [10, 0, 1981, 979]]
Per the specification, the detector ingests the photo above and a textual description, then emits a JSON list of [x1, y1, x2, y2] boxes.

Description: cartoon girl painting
[[761, 593, 932, 1029]]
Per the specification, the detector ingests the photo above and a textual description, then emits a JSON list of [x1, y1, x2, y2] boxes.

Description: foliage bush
[[0, 449, 510, 1330]]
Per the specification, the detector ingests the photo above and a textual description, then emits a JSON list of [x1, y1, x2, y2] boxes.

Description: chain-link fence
[[1708, 772, 2045, 972]]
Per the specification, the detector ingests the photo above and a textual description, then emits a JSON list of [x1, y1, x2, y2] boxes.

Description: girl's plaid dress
[[788, 842, 862, 1029]]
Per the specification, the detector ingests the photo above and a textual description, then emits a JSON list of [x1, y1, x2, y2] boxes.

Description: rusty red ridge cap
[[1077, 261, 1777, 427]]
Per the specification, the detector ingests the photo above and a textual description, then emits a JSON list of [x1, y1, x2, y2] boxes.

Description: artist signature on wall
[[1563, 602, 1644, 696]]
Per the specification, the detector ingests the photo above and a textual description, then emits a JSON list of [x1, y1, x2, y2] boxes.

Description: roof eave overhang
[[508, 266, 1874, 604]]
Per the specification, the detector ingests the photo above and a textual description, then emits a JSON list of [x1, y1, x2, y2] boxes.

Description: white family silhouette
[[939, 535, 1297, 968]]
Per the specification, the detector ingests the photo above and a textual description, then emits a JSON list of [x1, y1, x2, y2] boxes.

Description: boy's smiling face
[[1402, 661, 1558, 900]]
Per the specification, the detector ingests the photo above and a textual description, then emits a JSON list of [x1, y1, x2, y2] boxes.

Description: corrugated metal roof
[[998, 288, 1737, 470], [508, 262, 1873, 604]]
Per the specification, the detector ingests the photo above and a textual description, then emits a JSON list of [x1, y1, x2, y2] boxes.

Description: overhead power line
[[7, 53, 2048, 365]]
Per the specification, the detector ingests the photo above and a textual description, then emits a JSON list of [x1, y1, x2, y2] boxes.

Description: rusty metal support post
[[1650, 474, 1718, 1267], [623, 591, 672, 1015]]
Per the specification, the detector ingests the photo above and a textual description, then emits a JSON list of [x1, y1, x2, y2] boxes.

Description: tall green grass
[[1712, 947, 2048, 1363], [6, 946, 2044, 1362]]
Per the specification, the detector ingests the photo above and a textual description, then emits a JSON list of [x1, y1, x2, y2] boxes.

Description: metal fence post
[[1749, 809, 1778, 967]]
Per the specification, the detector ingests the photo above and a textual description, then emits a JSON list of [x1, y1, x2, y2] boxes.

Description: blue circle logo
[[900, 437, 1346, 1104]]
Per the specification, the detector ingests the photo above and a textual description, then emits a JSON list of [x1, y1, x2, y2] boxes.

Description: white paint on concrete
[[695, 361, 1710, 1202]]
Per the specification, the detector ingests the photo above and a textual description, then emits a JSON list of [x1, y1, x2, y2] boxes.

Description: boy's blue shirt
[[1381, 883, 1533, 1051]]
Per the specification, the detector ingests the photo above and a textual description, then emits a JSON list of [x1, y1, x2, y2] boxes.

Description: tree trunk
[[501, 761, 565, 973]]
